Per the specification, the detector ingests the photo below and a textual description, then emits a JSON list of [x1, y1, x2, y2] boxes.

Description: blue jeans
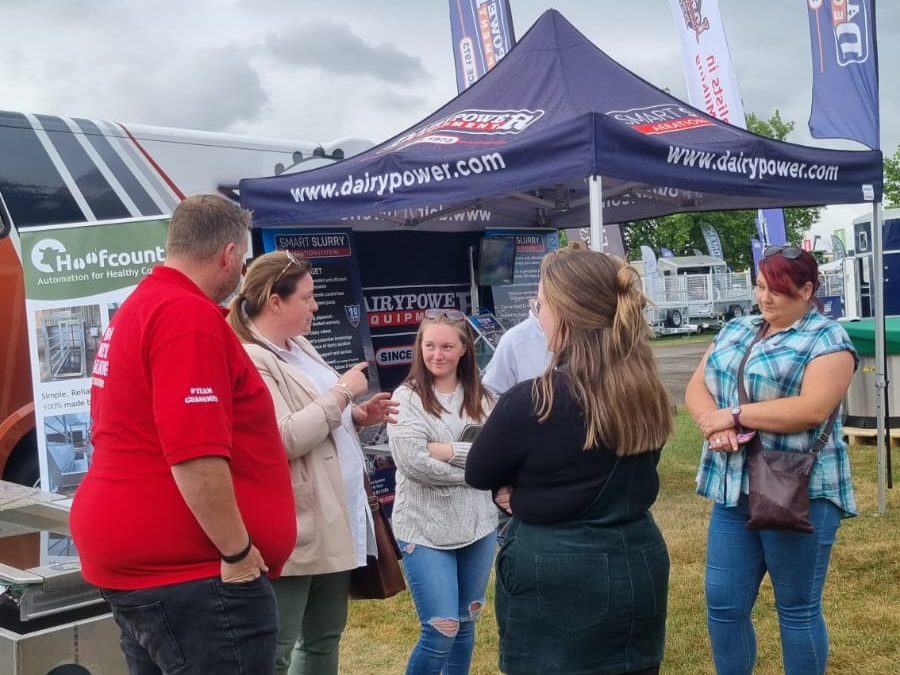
[[705, 498, 841, 675], [399, 533, 496, 675], [101, 575, 278, 675]]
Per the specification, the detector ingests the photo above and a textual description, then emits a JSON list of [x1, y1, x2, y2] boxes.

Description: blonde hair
[[403, 316, 492, 421], [534, 249, 673, 455], [227, 250, 311, 346]]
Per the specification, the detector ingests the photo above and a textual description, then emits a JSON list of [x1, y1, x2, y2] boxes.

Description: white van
[[0, 109, 372, 486]]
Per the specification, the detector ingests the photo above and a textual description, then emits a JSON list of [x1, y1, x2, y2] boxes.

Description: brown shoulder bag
[[736, 324, 838, 534], [349, 476, 406, 600]]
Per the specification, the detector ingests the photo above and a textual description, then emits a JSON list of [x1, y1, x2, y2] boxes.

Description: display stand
[[0, 480, 126, 674], [467, 313, 507, 374]]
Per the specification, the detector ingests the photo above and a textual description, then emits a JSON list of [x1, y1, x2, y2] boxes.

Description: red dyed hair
[[757, 249, 822, 309]]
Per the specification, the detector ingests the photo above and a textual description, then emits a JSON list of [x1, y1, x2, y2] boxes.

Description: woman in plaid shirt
[[685, 246, 858, 675]]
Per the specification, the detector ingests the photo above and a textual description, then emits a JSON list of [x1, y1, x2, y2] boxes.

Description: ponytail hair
[[227, 251, 311, 345], [533, 249, 673, 455], [612, 262, 650, 359]]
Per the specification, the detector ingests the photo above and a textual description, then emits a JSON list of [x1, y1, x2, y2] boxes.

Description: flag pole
[[872, 201, 888, 514]]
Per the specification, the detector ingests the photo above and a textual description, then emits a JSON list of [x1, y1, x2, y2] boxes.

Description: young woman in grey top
[[388, 309, 496, 675]]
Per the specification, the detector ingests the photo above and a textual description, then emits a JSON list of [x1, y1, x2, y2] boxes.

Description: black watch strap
[[221, 537, 252, 564]]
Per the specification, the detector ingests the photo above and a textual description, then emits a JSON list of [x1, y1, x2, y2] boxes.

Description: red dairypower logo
[[678, 0, 710, 42], [381, 109, 545, 153], [609, 104, 715, 136], [477, 0, 510, 69], [808, 0, 871, 66], [364, 289, 468, 328]]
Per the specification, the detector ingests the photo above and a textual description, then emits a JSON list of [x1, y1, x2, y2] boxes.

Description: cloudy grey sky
[[2, 0, 895, 239]]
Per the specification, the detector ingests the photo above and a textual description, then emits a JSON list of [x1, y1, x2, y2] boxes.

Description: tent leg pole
[[872, 201, 887, 515], [468, 245, 479, 315], [588, 175, 603, 253]]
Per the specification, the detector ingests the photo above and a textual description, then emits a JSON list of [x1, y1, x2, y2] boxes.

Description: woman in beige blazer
[[228, 250, 397, 675]]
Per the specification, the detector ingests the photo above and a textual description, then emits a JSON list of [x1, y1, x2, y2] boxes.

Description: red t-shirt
[[71, 266, 296, 590]]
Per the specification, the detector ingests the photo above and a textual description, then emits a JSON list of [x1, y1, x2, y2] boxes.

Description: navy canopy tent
[[240, 10, 882, 231]]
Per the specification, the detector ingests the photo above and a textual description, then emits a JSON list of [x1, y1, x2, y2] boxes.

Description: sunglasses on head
[[424, 308, 466, 321], [273, 250, 302, 285], [764, 245, 803, 260]]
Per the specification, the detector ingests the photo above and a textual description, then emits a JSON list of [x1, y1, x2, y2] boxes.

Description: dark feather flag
[[807, 0, 880, 149], [448, 0, 516, 93]]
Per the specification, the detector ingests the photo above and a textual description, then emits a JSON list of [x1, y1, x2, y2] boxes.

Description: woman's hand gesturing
[[352, 392, 399, 427]]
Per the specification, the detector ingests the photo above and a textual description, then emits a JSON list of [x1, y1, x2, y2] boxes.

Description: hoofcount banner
[[20, 216, 169, 561]]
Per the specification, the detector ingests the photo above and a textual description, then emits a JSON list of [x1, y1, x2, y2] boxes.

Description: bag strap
[[362, 472, 378, 506], [362, 472, 404, 559], [736, 321, 838, 456], [736, 322, 767, 407], [810, 409, 839, 455]]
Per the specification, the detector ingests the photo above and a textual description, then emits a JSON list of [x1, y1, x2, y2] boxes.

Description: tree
[[622, 111, 819, 269], [745, 112, 819, 244], [885, 146, 900, 208]]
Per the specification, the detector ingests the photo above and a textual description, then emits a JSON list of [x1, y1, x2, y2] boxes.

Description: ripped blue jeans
[[398, 533, 496, 675]]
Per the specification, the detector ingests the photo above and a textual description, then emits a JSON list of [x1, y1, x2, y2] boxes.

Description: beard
[[214, 268, 243, 306]]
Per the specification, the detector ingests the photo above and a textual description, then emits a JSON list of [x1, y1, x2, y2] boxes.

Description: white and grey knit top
[[388, 383, 498, 549]]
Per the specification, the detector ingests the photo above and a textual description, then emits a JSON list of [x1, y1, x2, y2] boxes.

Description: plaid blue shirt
[[695, 311, 858, 517]]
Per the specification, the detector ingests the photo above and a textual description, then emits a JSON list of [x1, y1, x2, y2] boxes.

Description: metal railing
[[641, 271, 752, 309], [818, 271, 845, 297]]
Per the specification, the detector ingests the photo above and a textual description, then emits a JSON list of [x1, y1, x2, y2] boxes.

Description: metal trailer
[[636, 256, 754, 329], [819, 267, 847, 296], [643, 305, 700, 336], [816, 258, 849, 319], [656, 256, 754, 325], [634, 264, 694, 331], [0, 481, 126, 675]]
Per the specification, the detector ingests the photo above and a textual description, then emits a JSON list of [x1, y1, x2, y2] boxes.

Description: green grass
[[340, 411, 900, 674]]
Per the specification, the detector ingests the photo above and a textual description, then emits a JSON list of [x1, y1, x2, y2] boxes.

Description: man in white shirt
[[482, 299, 551, 395]]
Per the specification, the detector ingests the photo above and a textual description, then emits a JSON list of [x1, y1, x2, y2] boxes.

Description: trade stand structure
[[239, 9, 888, 507], [240, 10, 881, 231]]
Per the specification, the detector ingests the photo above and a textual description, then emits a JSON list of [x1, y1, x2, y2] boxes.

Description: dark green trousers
[[271, 571, 352, 675]]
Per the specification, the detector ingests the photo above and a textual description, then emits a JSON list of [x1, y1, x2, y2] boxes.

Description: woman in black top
[[467, 249, 674, 675]]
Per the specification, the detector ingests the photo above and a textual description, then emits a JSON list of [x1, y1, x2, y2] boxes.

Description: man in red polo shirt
[[71, 194, 296, 675]]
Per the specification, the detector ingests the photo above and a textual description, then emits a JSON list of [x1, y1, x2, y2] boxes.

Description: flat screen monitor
[[478, 237, 516, 286]]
